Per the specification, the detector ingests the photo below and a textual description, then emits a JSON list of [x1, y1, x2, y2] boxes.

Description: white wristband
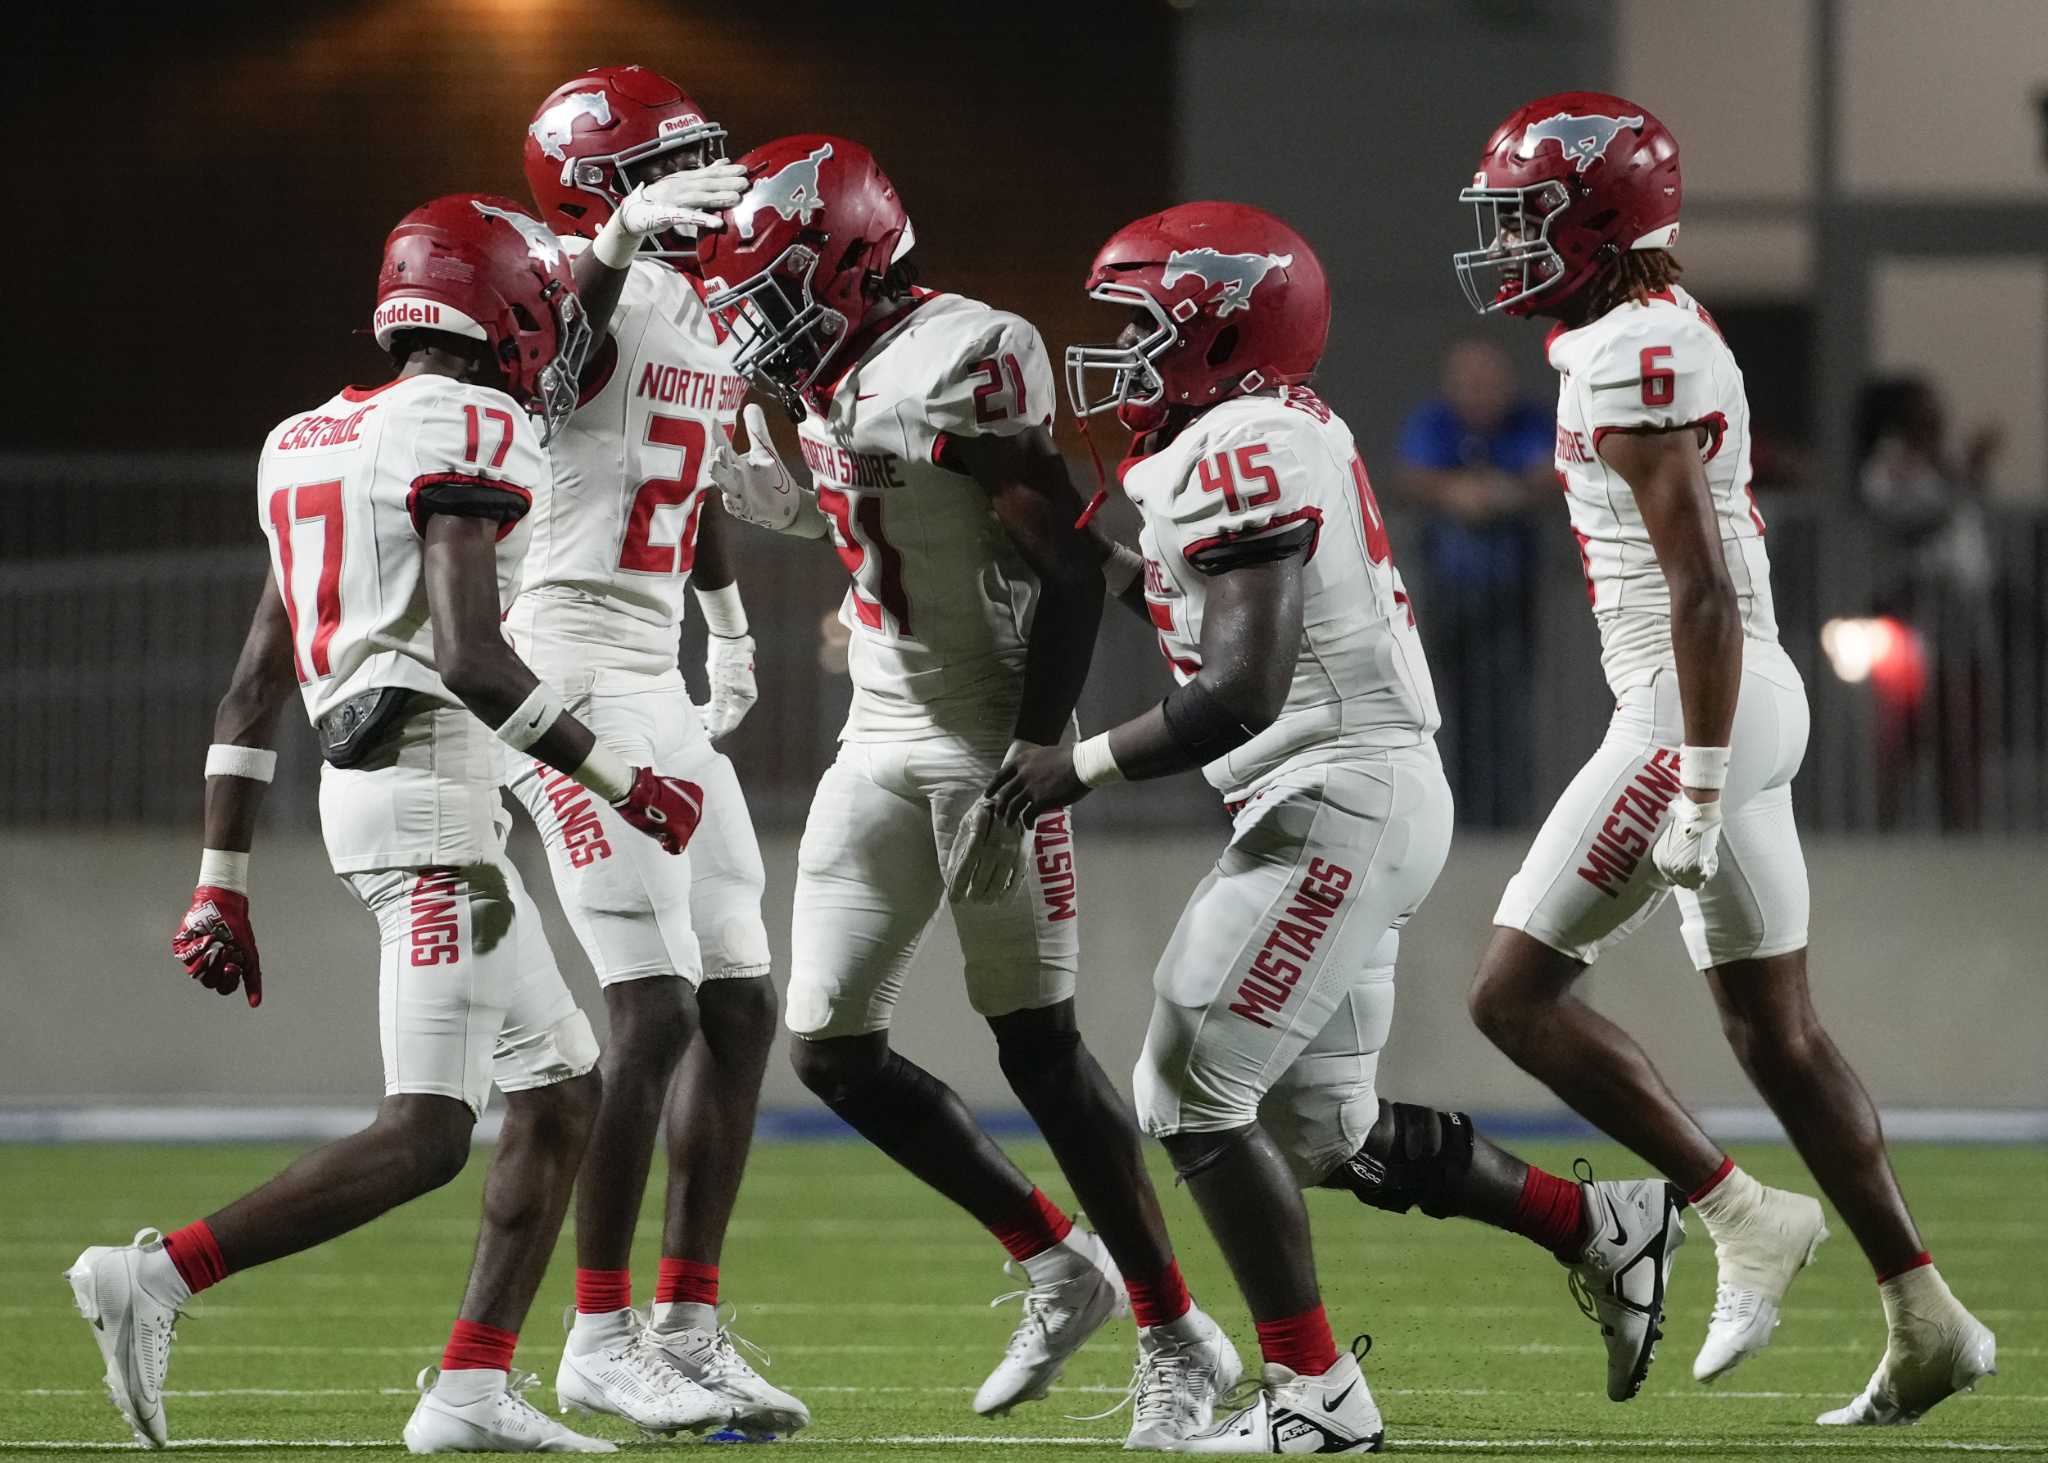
[[574, 741, 634, 805], [1103, 545, 1143, 598], [592, 209, 641, 270], [1071, 732, 1124, 788], [695, 582, 750, 638], [205, 744, 277, 783], [198, 848, 250, 895], [496, 681, 566, 753], [1680, 744, 1731, 791]]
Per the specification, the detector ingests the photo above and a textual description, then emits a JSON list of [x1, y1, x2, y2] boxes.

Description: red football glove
[[172, 886, 263, 1007], [613, 767, 705, 855]]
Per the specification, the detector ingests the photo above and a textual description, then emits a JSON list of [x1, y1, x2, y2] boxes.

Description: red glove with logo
[[612, 767, 705, 855], [172, 886, 263, 1007]]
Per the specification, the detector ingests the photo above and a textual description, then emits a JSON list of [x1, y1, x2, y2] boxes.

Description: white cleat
[[1693, 1185, 1827, 1382], [1566, 1172, 1686, 1401], [647, 1310, 810, 1438], [64, 1228, 183, 1449], [1817, 1286, 1997, 1425], [403, 1367, 616, 1453], [1121, 1306, 1244, 1450], [974, 1227, 1128, 1417], [553, 1311, 730, 1436], [1176, 1344, 1382, 1454]]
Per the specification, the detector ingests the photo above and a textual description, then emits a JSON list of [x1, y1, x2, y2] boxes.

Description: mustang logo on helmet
[[1516, 111, 1644, 174], [1161, 248, 1294, 317], [472, 201, 564, 268], [528, 92, 612, 162], [731, 142, 834, 241]]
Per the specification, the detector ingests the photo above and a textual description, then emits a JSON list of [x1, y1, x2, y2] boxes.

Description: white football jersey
[[257, 374, 546, 725], [1548, 285, 1778, 694], [1122, 386, 1440, 802], [506, 240, 747, 678], [798, 291, 1057, 740]]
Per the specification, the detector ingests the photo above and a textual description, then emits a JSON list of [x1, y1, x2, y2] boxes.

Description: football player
[[1453, 92, 1995, 1423], [66, 195, 709, 1454], [700, 136, 1240, 1447], [995, 203, 1688, 1451], [512, 66, 808, 1438]]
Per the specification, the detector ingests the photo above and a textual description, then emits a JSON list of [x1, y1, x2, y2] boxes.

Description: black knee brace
[[1318, 1101, 1475, 1219]]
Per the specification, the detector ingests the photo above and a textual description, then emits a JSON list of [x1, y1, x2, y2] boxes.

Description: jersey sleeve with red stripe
[[1158, 412, 1324, 575], [403, 381, 543, 536], [1575, 306, 1725, 443], [922, 312, 1055, 441]]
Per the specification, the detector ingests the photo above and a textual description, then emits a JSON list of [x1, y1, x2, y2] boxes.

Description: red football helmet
[[1067, 202, 1328, 432], [694, 135, 913, 413], [372, 194, 591, 442], [522, 65, 727, 263], [1455, 91, 1681, 317]]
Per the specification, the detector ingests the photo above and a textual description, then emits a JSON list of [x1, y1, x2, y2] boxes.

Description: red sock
[[1876, 1251, 1933, 1284], [1126, 1258, 1192, 1329], [656, 1258, 719, 1307], [441, 1319, 518, 1372], [1687, 1155, 1736, 1205], [162, 1221, 228, 1295], [1255, 1305, 1339, 1377], [574, 1267, 631, 1315], [1508, 1166, 1587, 1258], [987, 1188, 1074, 1262]]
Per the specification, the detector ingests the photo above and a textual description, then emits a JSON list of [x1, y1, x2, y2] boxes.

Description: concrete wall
[[4, 824, 2042, 1116]]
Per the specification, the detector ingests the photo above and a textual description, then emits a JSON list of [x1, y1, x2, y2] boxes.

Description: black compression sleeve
[[1160, 677, 1259, 765]]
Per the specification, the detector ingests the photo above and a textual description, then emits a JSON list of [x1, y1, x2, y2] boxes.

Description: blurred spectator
[[1395, 340, 1554, 826], [1855, 375, 2001, 831]]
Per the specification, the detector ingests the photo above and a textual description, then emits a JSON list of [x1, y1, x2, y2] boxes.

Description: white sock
[[651, 1300, 717, 1333], [135, 1240, 191, 1307], [1148, 1307, 1210, 1345], [1879, 1261, 1955, 1331], [1691, 1163, 1767, 1237], [1020, 1228, 1095, 1287], [432, 1367, 506, 1405], [569, 1307, 635, 1353]]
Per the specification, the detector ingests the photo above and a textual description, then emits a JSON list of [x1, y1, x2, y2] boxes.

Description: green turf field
[[3, 1139, 2040, 1461]]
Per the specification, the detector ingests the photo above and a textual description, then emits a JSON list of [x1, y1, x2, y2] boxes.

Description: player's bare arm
[[954, 426, 1107, 748], [1597, 425, 1741, 801], [424, 513, 702, 853], [989, 553, 1303, 825], [170, 572, 300, 1007]]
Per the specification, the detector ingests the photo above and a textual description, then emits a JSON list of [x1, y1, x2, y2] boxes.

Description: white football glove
[[593, 162, 749, 267], [709, 404, 824, 537], [945, 796, 1025, 905], [1651, 793, 1725, 889], [698, 633, 758, 741]]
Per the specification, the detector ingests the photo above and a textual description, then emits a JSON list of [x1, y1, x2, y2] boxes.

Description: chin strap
[[1072, 413, 1111, 530]]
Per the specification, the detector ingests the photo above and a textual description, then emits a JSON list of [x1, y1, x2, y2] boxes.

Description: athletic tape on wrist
[[592, 209, 641, 270], [1102, 545, 1143, 598], [205, 744, 277, 783], [1680, 744, 1731, 791], [495, 682, 566, 753], [1072, 733, 1124, 788], [575, 742, 634, 805], [197, 848, 250, 895], [695, 582, 750, 639]]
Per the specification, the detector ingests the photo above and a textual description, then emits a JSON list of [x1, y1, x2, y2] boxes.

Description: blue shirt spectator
[[1395, 340, 1554, 587]]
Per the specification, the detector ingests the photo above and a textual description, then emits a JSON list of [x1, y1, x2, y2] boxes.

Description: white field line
[[2, 1438, 2040, 1455], [12, 1383, 2046, 1404]]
